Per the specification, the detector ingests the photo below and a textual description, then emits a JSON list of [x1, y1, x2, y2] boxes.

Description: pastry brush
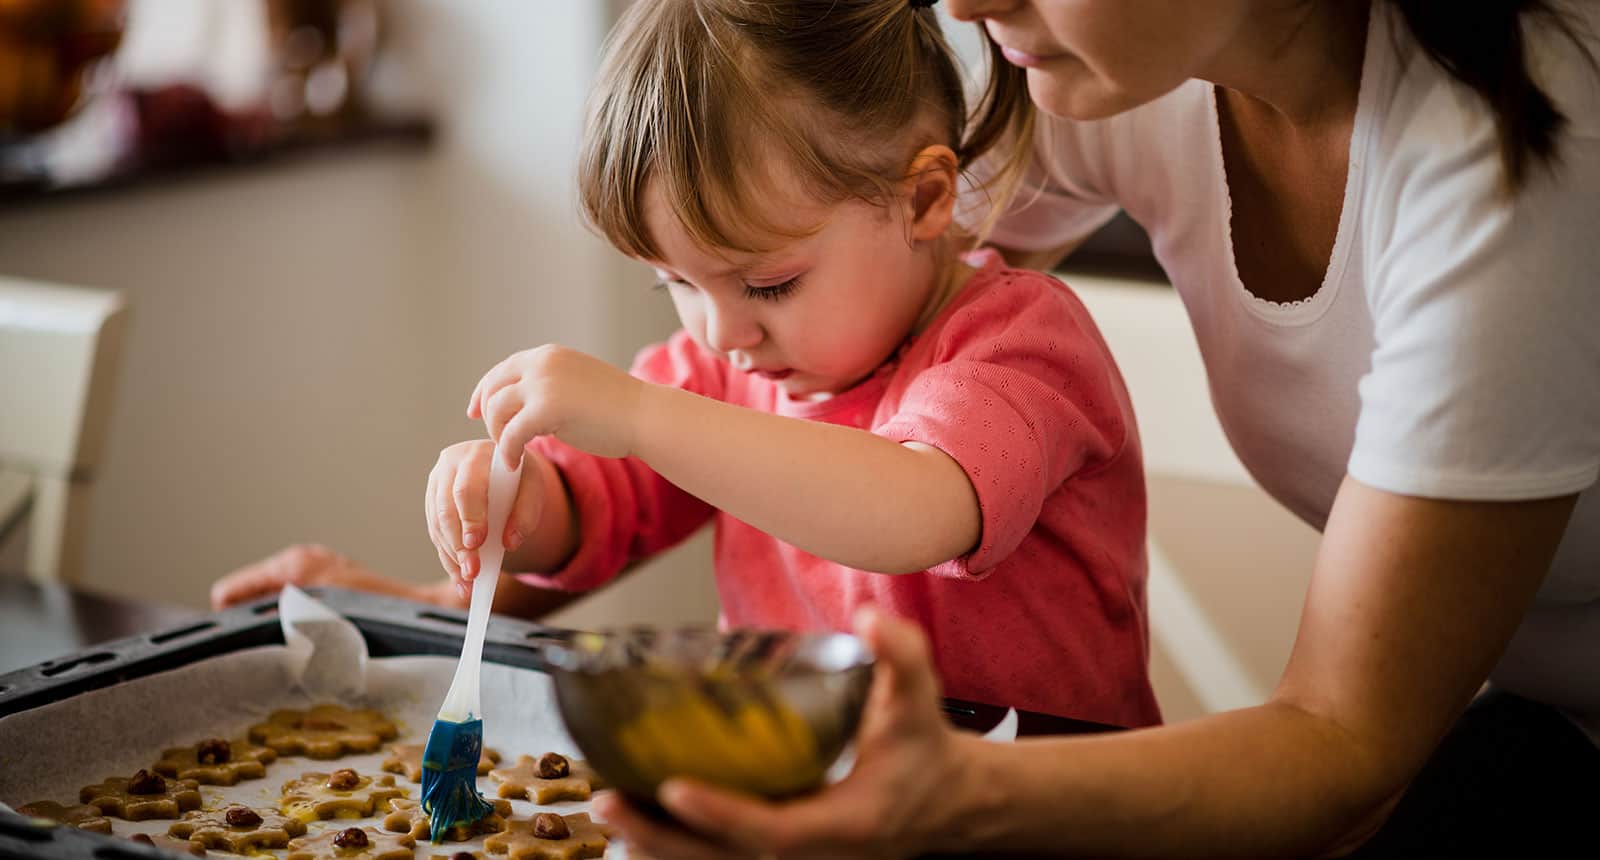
[[420, 447, 522, 841]]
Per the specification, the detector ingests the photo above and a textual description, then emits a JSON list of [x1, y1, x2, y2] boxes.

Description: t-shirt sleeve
[[514, 332, 720, 591], [969, 112, 1124, 254], [875, 273, 1133, 578], [1351, 67, 1600, 500]]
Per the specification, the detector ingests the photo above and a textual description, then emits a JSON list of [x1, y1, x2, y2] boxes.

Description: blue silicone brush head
[[419, 716, 494, 842]]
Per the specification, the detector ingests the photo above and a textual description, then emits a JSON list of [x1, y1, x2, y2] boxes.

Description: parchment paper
[[0, 586, 625, 857]]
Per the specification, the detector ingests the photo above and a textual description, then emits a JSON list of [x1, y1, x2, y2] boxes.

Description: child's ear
[[903, 145, 959, 243]]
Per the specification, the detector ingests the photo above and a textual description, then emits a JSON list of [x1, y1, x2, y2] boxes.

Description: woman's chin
[[1026, 71, 1156, 121]]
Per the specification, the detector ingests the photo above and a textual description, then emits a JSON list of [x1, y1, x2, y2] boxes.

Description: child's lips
[[753, 368, 793, 381]]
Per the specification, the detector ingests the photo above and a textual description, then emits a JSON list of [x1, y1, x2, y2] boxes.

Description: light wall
[[0, 0, 720, 627]]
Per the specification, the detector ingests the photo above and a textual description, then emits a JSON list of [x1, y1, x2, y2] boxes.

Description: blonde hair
[[578, 0, 1035, 259]]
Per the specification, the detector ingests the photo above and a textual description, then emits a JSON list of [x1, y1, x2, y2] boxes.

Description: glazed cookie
[[489, 753, 604, 803], [167, 804, 308, 852], [382, 742, 502, 782], [382, 796, 513, 842], [80, 770, 201, 821], [281, 769, 407, 823], [153, 736, 277, 785], [249, 704, 398, 758], [483, 812, 609, 860], [126, 832, 205, 856], [16, 801, 112, 834], [285, 825, 415, 860]]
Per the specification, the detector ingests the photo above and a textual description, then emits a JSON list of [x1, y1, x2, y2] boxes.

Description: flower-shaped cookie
[[249, 704, 398, 758], [167, 804, 308, 852], [489, 753, 604, 804], [281, 769, 407, 823], [126, 832, 205, 856], [80, 770, 201, 820], [285, 825, 415, 860], [16, 801, 112, 834], [381, 796, 513, 842], [382, 742, 502, 782], [483, 813, 610, 860], [154, 736, 277, 785]]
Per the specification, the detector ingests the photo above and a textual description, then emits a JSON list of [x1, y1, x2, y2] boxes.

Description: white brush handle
[[439, 447, 522, 721]]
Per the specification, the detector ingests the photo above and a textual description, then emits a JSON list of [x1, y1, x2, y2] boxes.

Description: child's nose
[[703, 301, 763, 353]]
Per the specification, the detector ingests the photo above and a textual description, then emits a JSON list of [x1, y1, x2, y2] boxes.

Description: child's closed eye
[[744, 275, 803, 302]]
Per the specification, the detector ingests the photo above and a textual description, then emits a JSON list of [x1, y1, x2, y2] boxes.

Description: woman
[[594, 0, 1600, 856]]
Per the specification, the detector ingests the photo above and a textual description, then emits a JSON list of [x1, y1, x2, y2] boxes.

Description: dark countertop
[[0, 574, 199, 674]]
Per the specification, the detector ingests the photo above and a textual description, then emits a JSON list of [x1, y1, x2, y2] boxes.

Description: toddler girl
[[427, 0, 1158, 726]]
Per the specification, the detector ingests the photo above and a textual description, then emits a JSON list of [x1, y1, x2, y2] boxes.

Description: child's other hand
[[425, 440, 550, 590], [468, 345, 645, 469], [210, 544, 440, 610]]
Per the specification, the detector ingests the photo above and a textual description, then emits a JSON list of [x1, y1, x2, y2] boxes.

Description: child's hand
[[425, 440, 552, 589], [468, 345, 645, 469], [210, 544, 446, 609]]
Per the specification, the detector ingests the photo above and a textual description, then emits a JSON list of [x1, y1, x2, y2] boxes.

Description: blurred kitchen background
[[0, 0, 1319, 723]]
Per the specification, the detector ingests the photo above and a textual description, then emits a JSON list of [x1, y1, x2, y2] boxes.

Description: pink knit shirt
[[521, 254, 1159, 726]]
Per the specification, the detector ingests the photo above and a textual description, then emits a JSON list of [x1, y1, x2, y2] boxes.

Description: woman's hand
[[469, 344, 647, 469], [594, 607, 980, 860], [209, 544, 450, 609]]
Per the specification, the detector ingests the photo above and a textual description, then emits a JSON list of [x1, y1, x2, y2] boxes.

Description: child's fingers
[[505, 459, 545, 551], [433, 467, 472, 580], [497, 406, 550, 472], [481, 384, 527, 452], [473, 359, 522, 428], [454, 445, 492, 552]]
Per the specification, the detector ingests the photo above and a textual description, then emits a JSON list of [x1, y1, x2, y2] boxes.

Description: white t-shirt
[[986, 3, 1600, 739]]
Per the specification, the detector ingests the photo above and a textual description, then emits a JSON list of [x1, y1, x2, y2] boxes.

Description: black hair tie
[[910, 0, 938, 8]]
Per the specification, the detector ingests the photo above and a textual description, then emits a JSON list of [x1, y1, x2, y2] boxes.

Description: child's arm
[[634, 386, 979, 573], [471, 344, 980, 575]]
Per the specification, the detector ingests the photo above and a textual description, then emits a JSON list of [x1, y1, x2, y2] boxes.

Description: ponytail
[[1389, 0, 1593, 191]]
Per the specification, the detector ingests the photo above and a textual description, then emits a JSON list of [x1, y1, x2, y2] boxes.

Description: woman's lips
[[999, 44, 1052, 68]]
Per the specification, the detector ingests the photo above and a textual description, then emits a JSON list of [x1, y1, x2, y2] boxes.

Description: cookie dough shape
[[489, 754, 604, 803], [286, 826, 415, 860], [382, 796, 513, 842], [483, 813, 610, 860], [167, 805, 308, 852], [382, 742, 502, 782], [281, 770, 407, 823], [249, 704, 399, 758], [154, 737, 277, 785], [127, 832, 205, 856], [80, 772, 201, 821], [16, 801, 112, 834]]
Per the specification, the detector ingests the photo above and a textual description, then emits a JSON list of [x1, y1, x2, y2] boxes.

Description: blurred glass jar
[[0, 0, 126, 138], [263, 0, 378, 125]]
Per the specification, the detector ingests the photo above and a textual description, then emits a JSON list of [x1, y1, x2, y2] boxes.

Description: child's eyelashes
[[649, 275, 803, 302], [744, 276, 802, 302]]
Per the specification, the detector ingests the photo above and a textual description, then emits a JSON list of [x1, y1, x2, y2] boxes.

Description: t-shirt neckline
[[1207, 5, 1386, 328]]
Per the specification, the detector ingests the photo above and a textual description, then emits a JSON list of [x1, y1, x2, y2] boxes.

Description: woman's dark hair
[[1389, 0, 1593, 191]]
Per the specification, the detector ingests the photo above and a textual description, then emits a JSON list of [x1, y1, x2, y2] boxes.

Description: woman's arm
[[615, 478, 1576, 858]]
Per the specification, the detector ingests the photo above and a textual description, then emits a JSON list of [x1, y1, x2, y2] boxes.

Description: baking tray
[[0, 588, 1117, 858]]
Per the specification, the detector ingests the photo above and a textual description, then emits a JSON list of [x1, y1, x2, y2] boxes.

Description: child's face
[[640, 179, 944, 401]]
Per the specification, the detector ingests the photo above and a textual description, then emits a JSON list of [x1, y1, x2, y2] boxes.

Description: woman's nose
[[945, 0, 1019, 22], [703, 299, 763, 354]]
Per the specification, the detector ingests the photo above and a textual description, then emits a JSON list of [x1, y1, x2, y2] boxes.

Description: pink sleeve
[[875, 274, 1132, 579], [513, 332, 722, 591]]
